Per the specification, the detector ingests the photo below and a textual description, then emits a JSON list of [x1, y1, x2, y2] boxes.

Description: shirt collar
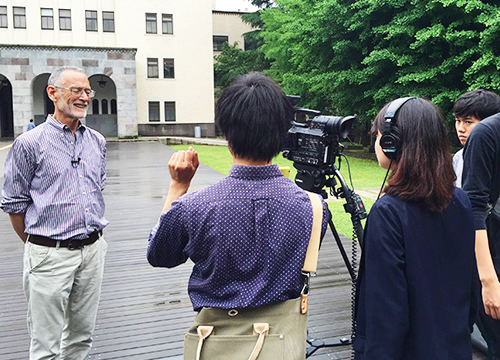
[[46, 114, 86, 133], [228, 164, 284, 180]]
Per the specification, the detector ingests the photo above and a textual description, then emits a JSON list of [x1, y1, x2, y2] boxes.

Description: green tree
[[214, 42, 269, 93], [260, 0, 500, 132]]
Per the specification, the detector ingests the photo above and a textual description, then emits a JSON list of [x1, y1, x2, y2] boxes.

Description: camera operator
[[461, 90, 500, 360], [354, 98, 476, 359], [147, 72, 329, 360]]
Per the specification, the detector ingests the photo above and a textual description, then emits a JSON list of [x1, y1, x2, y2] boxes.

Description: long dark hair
[[372, 98, 456, 212]]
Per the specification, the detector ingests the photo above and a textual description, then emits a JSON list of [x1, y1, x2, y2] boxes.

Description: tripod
[[300, 163, 367, 358]]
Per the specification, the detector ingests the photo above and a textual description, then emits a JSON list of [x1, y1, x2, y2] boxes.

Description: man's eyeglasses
[[54, 86, 96, 98]]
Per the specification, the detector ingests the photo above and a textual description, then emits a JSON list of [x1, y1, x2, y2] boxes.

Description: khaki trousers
[[23, 236, 108, 360]]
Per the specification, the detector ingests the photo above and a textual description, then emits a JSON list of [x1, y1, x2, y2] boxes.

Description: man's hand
[[476, 229, 500, 319], [9, 213, 27, 243], [482, 279, 500, 319], [160, 147, 199, 214], [168, 146, 199, 188]]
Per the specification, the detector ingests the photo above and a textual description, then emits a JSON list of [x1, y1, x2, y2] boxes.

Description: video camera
[[282, 96, 357, 194]]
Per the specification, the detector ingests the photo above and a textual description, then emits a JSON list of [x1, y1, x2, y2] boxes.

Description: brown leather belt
[[28, 230, 102, 250]]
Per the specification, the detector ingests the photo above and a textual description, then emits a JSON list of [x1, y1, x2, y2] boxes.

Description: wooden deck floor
[[0, 141, 486, 359]]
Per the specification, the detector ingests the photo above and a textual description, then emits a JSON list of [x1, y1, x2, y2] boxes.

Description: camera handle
[[306, 164, 366, 358]]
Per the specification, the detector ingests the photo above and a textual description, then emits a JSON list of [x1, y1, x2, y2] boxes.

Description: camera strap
[[301, 192, 323, 314]]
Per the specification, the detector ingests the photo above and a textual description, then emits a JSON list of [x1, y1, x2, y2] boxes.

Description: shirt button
[[85, 208, 89, 212], [79, 175, 83, 178], [71, 142, 74, 145], [83, 192, 86, 195], [87, 225, 91, 229]]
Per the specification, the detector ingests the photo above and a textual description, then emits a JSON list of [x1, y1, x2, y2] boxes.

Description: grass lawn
[[170, 144, 388, 237]]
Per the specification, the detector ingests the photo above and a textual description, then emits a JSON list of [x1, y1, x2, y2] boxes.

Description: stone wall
[[0, 45, 137, 138]]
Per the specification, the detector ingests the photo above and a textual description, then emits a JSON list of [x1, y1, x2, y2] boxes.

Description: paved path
[[0, 141, 486, 359]]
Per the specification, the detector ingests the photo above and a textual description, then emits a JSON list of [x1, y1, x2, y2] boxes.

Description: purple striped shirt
[[1, 115, 108, 240]]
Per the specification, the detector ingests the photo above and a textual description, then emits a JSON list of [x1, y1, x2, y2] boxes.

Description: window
[[149, 102, 160, 122], [213, 36, 228, 51], [101, 99, 108, 114], [103, 11, 114, 32], [165, 102, 176, 122], [147, 58, 159, 78], [41, 8, 54, 30], [0, 6, 7, 28], [162, 14, 173, 34], [111, 99, 117, 114], [13, 7, 26, 29], [86, 10, 97, 31], [59, 9, 71, 30], [163, 59, 175, 79], [146, 13, 156, 34], [92, 99, 99, 114]]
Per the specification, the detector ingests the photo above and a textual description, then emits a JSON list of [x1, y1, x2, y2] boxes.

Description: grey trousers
[[23, 237, 107, 360]]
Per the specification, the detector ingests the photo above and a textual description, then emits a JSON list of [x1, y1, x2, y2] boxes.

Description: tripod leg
[[328, 218, 356, 281]]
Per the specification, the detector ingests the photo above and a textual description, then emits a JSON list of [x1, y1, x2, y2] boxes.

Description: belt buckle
[[67, 239, 84, 250]]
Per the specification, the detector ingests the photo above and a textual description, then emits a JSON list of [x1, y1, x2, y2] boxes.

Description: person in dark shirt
[[462, 91, 500, 359], [453, 89, 500, 358], [147, 72, 329, 359], [354, 97, 476, 359]]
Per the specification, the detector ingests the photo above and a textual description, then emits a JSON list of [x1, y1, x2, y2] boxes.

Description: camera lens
[[318, 116, 356, 139]]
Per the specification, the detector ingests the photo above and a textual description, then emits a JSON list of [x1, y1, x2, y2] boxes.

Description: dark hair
[[453, 89, 500, 120], [372, 98, 456, 213], [215, 72, 293, 162]]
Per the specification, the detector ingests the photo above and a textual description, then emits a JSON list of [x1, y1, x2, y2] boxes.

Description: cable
[[341, 154, 355, 191], [350, 220, 359, 359], [376, 160, 393, 200]]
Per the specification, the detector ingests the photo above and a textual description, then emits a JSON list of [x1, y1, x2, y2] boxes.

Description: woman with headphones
[[353, 97, 477, 359]]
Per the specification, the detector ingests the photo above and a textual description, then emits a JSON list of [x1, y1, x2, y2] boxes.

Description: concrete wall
[[86, 114, 118, 137]]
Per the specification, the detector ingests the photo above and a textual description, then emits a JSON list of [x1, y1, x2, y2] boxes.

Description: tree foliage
[[214, 42, 269, 94], [259, 0, 500, 128]]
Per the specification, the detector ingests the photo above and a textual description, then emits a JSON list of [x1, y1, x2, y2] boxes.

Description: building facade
[[0, 0, 216, 138], [212, 10, 253, 54]]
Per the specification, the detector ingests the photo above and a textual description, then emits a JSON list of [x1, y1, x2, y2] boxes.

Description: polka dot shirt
[[147, 164, 329, 311]]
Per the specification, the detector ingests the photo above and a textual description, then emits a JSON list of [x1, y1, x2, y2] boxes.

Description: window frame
[[59, 9, 71, 30], [0, 6, 8, 28], [147, 58, 159, 79], [110, 99, 117, 114], [102, 11, 114, 32], [148, 101, 160, 122], [162, 13, 173, 34], [145, 13, 157, 34], [86, 10, 98, 32], [92, 99, 100, 115], [213, 35, 229, 51], [41, 8, 54, 30], [164, 101, 176, 122], [13, 7, 26, 29], [101, 99, 109, 114], [163, 58, 175, 79]]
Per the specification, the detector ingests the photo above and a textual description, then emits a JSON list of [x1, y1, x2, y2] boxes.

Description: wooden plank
[[0, 141, 487, 359]]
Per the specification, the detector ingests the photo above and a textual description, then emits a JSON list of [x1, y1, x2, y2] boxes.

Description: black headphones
[[379, 97, 416, 160]]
